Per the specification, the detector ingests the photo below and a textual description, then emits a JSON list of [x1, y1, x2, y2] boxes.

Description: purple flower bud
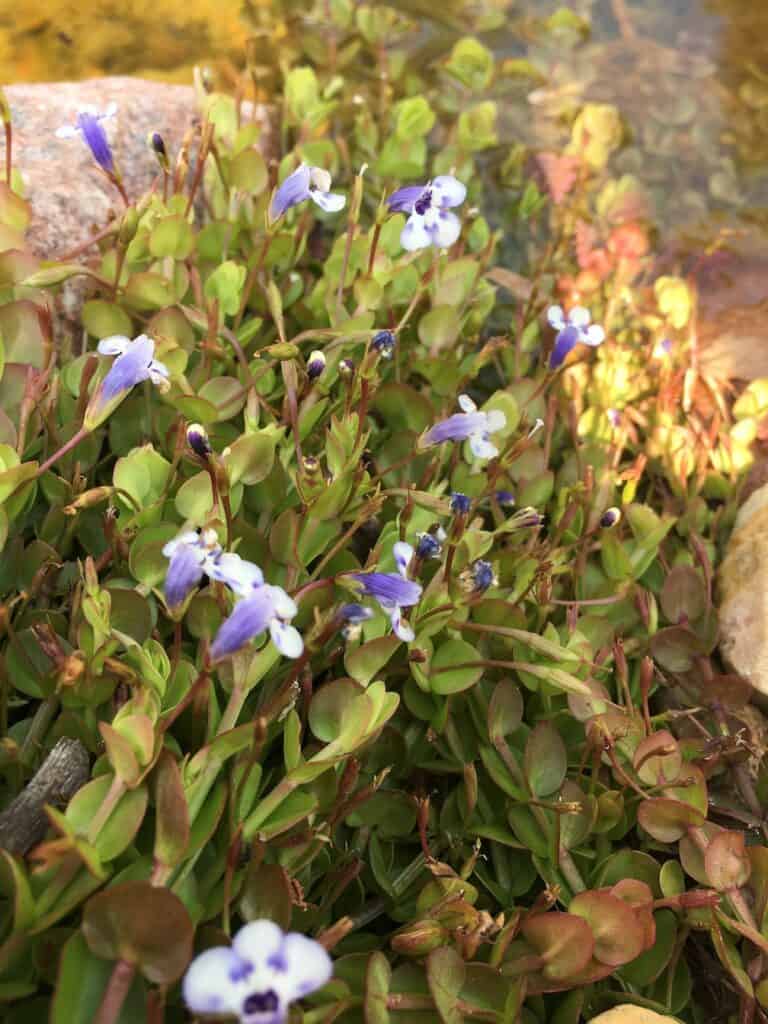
[[339, 358, 355, 379], [600, 506, 621, 528], [415, 530, 444, 560], [450, 492, 471, 515], [460, 559, 497, 594], [187, 422, 211, 458], [306, 350, 326, 381], [372, 330, 396, 359], [495, 490, 515, 507]]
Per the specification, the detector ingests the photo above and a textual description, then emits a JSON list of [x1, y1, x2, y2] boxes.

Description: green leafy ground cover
[[1, 3, 768, 1022]]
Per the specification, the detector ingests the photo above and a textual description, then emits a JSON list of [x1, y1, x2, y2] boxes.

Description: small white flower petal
[[390, 607, 415, 644], [568, 306, 591, 329], [458, 394, 477, 414], [280, 933, 334, 999], [484, 409, 507, 433], [430, 210, 461, 249], [266, 585, 298, 620], [309, 166, 332, 192], [208, 553, 264, 595], [97, 335, 131, 356], [583, 324, 606, 346], [162, 531, 201, 558], [148, 360, 170, 388], [270, 619, 304, 658], [470, 435, 499, 460], [393, 541, 414, 578], [233, 920, 285, 970], [432, 175, 467, 208], [310, 190, 346, 213], [55, 125, 79, 139], [182, 947, 243, 1015], [546, 305, 566, 330], [400, 214, 432, 251]]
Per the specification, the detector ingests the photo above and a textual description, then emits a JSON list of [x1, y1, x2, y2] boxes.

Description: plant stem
[[37, 426, 90, 477], [94, 959, 136, 1024]]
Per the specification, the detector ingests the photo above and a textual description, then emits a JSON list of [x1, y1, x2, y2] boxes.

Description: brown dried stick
[[0, 738, 89, 856]]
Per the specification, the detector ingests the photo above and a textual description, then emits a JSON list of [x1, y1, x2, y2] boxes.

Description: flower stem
[[37, 426, 91, 477], [94, 959, 136, 1024]]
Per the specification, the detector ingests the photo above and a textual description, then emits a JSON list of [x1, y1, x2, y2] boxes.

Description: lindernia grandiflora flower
[[386, 175, 466, 251], [547, 306, 605, 369], [183, 919, 332, 1024], [162, 528, 222, 612], [421, 395, 506, 460], [55, 103, 118, 174], [270, 164, 345, 220], [349, 542, 422, 643], [84, 334, 170, 430], [210, 583, 303, 661]]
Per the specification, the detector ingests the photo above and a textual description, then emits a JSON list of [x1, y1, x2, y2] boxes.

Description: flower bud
[[117, 207, 140, 247], [266, 342, 300, 360], [600, 506, 621, 528], [372, 330, 396, 360], [306, 350, 326, 381], [339, 358, 355, 379], [63, 486, 114, 514], [148, 130, 169, 171], [187, 422, 212, 458], [415, 528, 445, 560], [391, 919, 449, 956], [459, 559, 497, 595], [450, 492, 471, 516], [495, 490, 515, 508]]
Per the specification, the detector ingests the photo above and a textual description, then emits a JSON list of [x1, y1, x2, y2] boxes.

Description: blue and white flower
[[372, 330, 396, 359], [183, 919, 332, 1024], [211, 584, 303, 661], [55, 103, 118, 174], [460, 559, 497, 595], [387, 175, 467, 251], [547, 306, 605, 369], [84, 334, 170, 429], [162, 528, 221, 611], [422, 395, 506, 460], [349, 542, 422, 643], [270, 164, 345, 220], [415, 527, 446, 560]]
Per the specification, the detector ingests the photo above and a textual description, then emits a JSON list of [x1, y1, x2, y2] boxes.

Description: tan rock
[[4, 77, 273, 259], [719, 481, 768, 694], [589, 1006, 680, 1024]]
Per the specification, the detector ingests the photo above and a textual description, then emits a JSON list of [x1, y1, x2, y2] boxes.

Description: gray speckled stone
[[4, 77, 272, 258]]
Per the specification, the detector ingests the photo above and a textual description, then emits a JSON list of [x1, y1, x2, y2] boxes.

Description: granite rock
[[588, 1008, 679, 1024], [4, 77, 272, 260]]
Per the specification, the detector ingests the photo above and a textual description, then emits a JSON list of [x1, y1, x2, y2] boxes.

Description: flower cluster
[[183, 920, 332, 1024], [163, 532, 302, 660]]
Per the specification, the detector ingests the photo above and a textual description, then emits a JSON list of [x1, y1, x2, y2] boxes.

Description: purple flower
[[162, 529, 222, 611], [183, 919, 332, 1024], [84, 334, 170, 429], [270, 164, 345, 220], [547, 306, 605, 369], [55, 103, 117, 174], [211, 584, 302, 661], [349, 542, 422, 643], [386, 175, 466, 251], [600, 507, 621, 528], [422, 394, 506, 460]]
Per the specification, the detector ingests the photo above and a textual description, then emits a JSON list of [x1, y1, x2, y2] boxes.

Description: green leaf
[[204, 260, 247, 317], [429, 639, 482, 695], [427, 946, 465, 1024], [394, 96, 436, 140]]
